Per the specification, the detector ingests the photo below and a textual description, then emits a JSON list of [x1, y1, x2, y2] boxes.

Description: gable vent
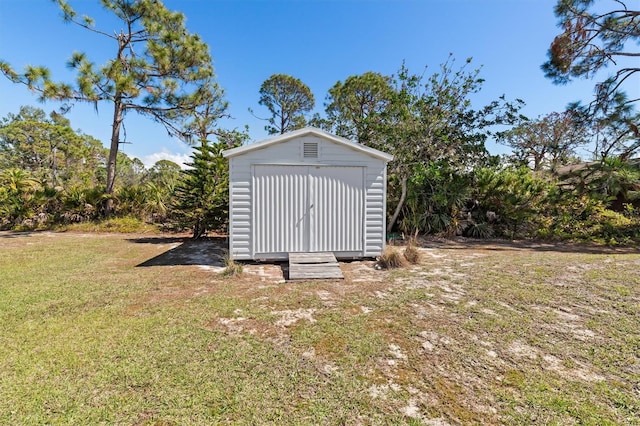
[[303, 142, 319, 158]]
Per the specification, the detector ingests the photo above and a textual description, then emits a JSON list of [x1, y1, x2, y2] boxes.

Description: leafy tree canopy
[[0, 0, 225, 214], [0, 105, 106, 188], [543, 0, 639, 91], [542, 0, 639, 159], [172, 129, 248, 238], [256, 74, 315, 135], [320, 57, 524, 230], [498, 111, 589, 171], [320, 72, 393, 144]]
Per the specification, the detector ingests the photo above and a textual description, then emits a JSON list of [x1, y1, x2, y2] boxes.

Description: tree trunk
[[50, 145, 58, 187], [387, 174, 408, 232], [105, 98, 124, 216], [104, 32, 128, 217]]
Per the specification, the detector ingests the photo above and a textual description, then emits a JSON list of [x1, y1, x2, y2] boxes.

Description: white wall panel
[[310, 166, 363, 252], [253, 165, 308, 255], [253, 165, 364, 255]]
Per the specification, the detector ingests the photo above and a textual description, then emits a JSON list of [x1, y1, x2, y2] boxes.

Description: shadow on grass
[[129, 236, 228, 267], [418, 238, 639, 255], [0, 230, 45, 238]]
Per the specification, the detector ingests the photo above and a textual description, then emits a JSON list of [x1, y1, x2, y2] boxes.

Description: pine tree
[[171, 141, 226, 238], [1, 0, 224, 214]]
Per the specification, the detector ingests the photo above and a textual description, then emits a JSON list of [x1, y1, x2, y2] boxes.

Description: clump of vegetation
[[541, 197, 640, 245], [59, 217, 159, 234], [376, 246, 406, 269], [403, 239, 422, 264], [221, 255, 243, 277]]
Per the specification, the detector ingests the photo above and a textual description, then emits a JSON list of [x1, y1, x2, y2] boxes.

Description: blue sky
[[0, 0, 623, 167]]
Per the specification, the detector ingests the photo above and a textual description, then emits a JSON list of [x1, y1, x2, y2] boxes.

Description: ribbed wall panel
[[310, 167, 363, 252], [253, 165, 364, 255], [254, 166, 308, 254]]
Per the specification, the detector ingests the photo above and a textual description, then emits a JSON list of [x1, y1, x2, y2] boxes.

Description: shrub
[[377, 246, 407, 269], [222, 255, 243, 277], [466, 222, 494, 239], [403, 240, 422, 264]]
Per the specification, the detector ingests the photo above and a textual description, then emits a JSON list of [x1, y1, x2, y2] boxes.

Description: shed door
[[309, 166, 363, 252], [253, 165, 363, 254]]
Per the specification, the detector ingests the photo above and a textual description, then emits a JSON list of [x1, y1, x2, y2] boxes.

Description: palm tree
[[0, 168, 41, 225]]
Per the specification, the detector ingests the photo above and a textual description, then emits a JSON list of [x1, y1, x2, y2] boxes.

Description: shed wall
[[228, 135, 388, 260]]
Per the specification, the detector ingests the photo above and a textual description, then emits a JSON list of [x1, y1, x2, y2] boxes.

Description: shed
[[223, 127, 393, 260]]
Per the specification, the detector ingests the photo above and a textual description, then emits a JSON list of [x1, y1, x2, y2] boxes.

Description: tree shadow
[[0, 230, 43, 238], [129, 236, 228, 267], [419, 238, 639, 255]]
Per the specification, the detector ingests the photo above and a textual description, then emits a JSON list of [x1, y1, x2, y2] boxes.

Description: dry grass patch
[[221, 255, 244, 277], [377, 246, 407, 269], [403, 239, 422, 264]]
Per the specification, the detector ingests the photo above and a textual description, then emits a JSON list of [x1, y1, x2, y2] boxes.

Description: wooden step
[[288, 252, 344, 280]]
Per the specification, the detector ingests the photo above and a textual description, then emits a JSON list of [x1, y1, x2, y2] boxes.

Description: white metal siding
[[364, 164, 387, 256], [309, 167, 363, 252], [228, 159, 252, 259], [253, 165, 364, 256], [226, 131, 389, 260], [253, 166, 308, 254]]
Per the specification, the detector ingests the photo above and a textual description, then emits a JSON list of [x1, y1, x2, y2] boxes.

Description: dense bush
[[392, 163, 639, 245], [540, 192, 640, 244]]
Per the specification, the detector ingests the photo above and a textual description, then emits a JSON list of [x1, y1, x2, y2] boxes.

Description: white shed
[[222, 127, 393, 260]]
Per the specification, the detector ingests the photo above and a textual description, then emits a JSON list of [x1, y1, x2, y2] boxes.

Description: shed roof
[[222, 127, 393, 162]]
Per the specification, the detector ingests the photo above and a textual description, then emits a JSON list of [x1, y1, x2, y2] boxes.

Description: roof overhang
[[222, 127, 393, 162]]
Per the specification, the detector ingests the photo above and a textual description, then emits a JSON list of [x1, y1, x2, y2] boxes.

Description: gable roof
[[222, 127, 393, 162]]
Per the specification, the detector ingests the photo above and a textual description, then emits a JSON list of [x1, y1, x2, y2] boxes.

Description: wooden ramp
[[288, 252, 344, 280]]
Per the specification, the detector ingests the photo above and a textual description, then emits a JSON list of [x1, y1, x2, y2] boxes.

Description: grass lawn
[[0, 232, 638, 425]]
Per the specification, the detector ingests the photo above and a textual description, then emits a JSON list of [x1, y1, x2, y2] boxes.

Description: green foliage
[[559, 157, 640, 209], [321, 56, 523, 231], [321, 71, 392, 143], [147, 159, 181, 188], [591, 157, 640, 205], [540, 188, 640, 244], [114, 185, 147, 218], [1, 0, 224, 203], [0, 106, 107, 188], [0, 168, 42, 229], [0, 104, 201, 229], [114, 154, 146, 188], [172, 139, 235, 238], [543, 0, 639, 160], [466, 222, 494, 239], [400, 161, 472, 237], [59, 186, 108, 224], [472, 167, 552, 238], [498, 111, 588, 171], [256, 74, 315, 134], [543, 0, 638, 90], [60, 216, 159, 233]]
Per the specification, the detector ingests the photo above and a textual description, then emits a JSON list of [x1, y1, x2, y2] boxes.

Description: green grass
[[56, 216, 160, 234], [0, 232, 638, 424]]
